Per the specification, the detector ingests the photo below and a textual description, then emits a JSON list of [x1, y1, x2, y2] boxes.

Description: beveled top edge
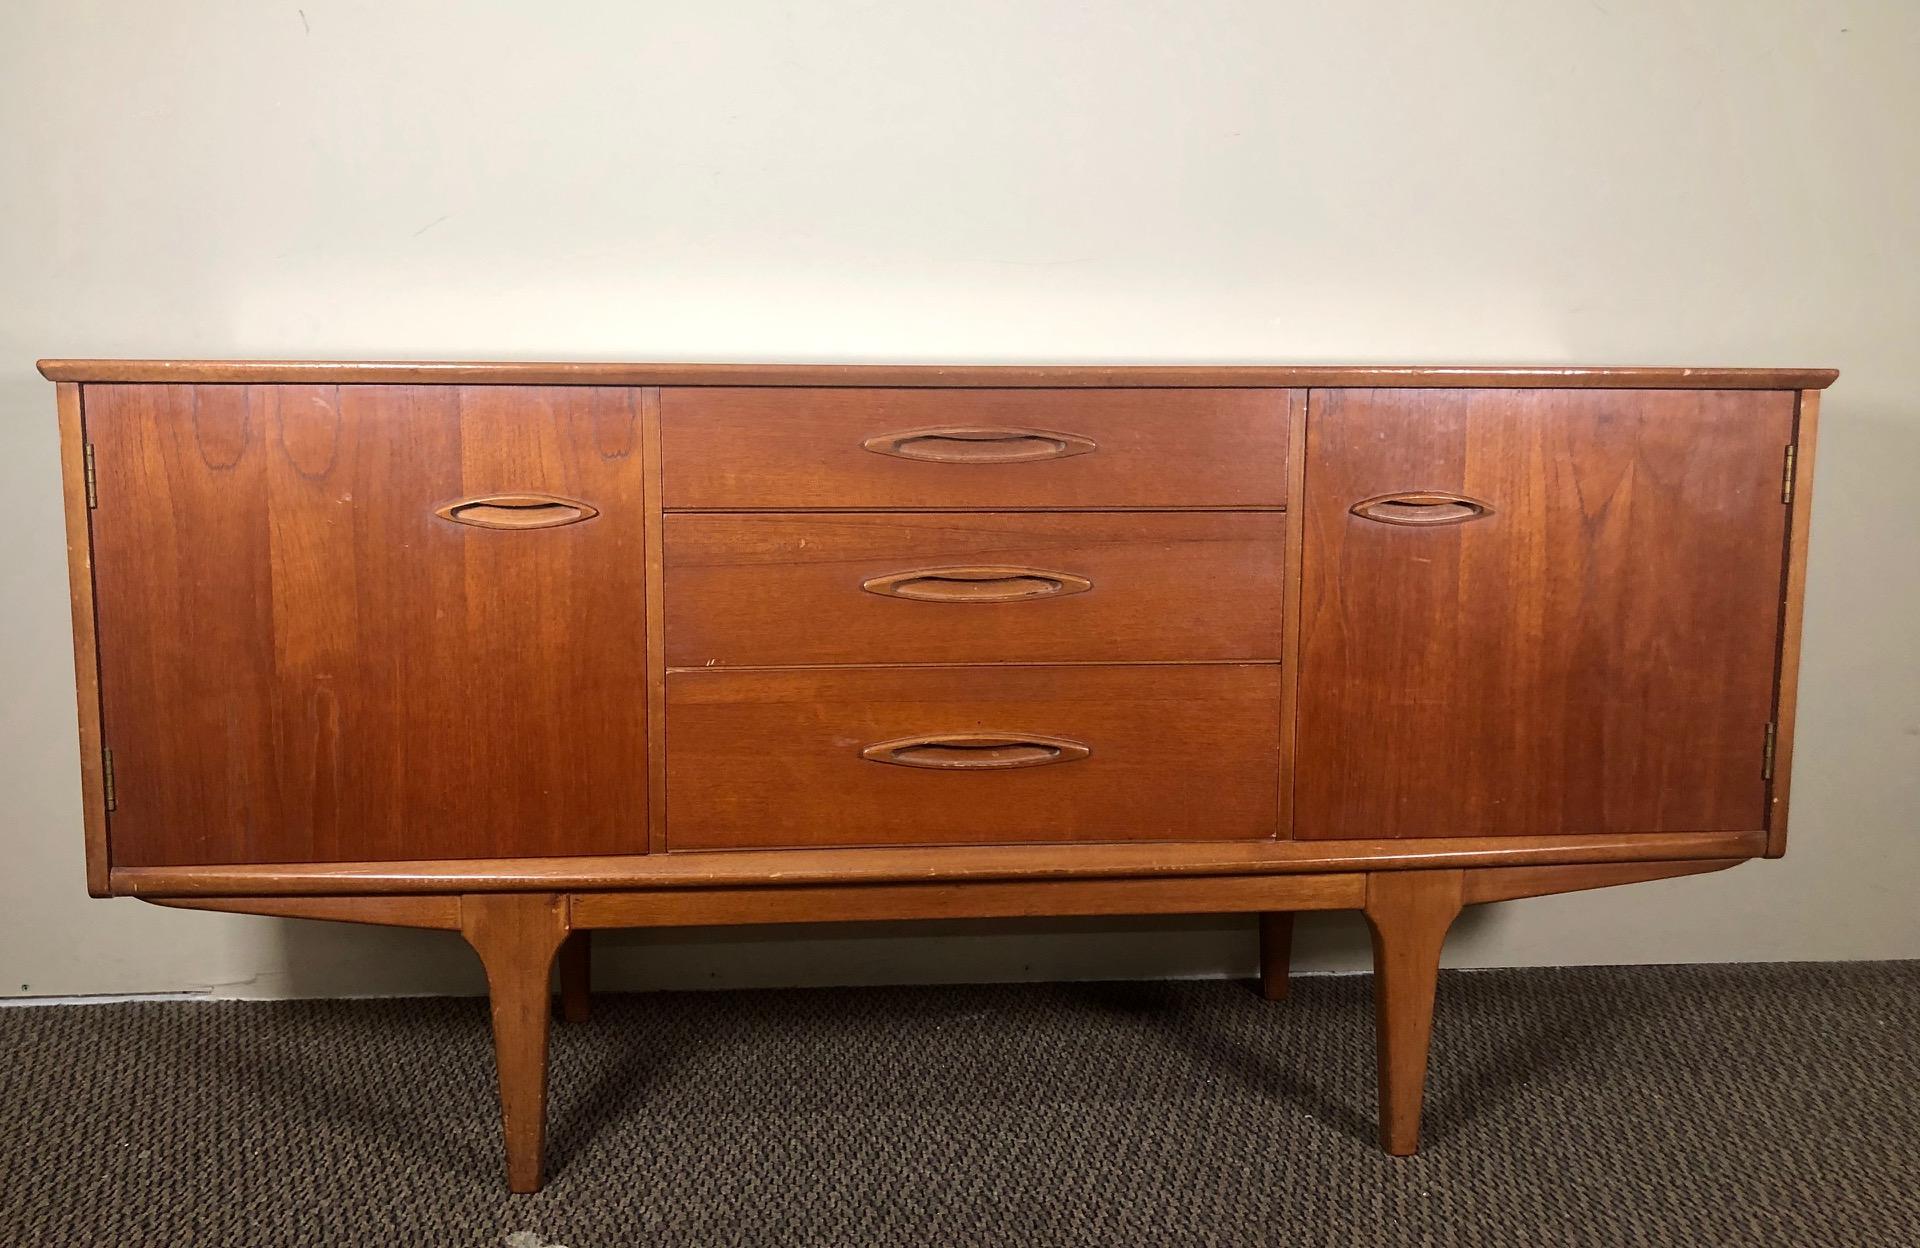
[[36, 359, 1839, 389]]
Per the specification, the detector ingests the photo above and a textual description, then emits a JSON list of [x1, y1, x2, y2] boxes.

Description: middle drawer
[[665, 511, 1287, 667]]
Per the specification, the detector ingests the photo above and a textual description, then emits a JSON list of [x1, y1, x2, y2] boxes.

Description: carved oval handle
[[861, 732, 1093, 770], [861, 566, 1093, 603], [436, 493, 599, 530], [1350, 491, 1494, 527], [862, 426, 1097, 464]]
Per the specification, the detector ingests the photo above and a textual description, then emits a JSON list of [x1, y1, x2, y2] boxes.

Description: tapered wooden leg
[[1362, 870, 1464, 1156], [557, 931, 591, 1024], [1257, 912, 1294, 1000], [461, 893, 571, 1194]]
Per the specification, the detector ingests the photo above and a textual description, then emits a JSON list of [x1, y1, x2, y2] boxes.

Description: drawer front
[[666, 665, 1282, 850], [665, 512, 1286, 666], [660, 388, 1294, 509]]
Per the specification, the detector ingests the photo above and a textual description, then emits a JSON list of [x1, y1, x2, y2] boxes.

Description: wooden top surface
[[37, 359, 1838, 389]]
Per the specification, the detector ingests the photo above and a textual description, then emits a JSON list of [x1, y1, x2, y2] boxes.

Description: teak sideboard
[[39, 359, 1833, 1193]]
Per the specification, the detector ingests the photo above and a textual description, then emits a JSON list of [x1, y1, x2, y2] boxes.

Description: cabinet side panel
[[58, 383, 111, 895], [1296, 388, 1793, 839], [1765, 388, 1821, 856], [88, 384, 651, 864]]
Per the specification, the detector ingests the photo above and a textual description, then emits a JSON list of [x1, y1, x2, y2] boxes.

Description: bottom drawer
[[666, 665, 1282, 850]]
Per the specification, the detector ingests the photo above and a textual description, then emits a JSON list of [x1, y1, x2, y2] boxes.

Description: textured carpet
[[3, 962, 1917, 1246]]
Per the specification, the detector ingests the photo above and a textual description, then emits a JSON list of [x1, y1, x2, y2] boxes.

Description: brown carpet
[[2, 962, 1917, 1246]]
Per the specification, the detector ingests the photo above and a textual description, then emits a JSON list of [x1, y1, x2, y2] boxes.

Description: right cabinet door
[[1295, 388, 1794, 839]]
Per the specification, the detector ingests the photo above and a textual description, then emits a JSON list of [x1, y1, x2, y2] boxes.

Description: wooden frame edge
[[571, 872, 1366, 928], [641, 387, 668, 854], [145, 894, 462, 929], [36, 359, 1841, 390], [109, 830, 1769, 898], [1461, 858, 1746, 904], [57, 382, 111, 898], [1766, 388, 1821, 857], [133, 860, 1747, 935], [1276, 388, 1310, 837]]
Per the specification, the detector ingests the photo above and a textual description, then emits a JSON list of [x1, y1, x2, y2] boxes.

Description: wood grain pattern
[[659, 388, 1292, 509], [556, 931, 591, 1024], [1461, 858, 1743, 904], [1765, 389, 1821, 857], [1363, 869, 1464, 1155], [665, 511, 1286, 666], [1258, 912, 1294, 1001], [144, 894, 461, 929], [460, 893, 571, 1193], [39, 359, 1840, 390], [640, 388, 669, 855], [108, 830, 1770, 897], [571, 873, 1362, 928], [84, 384, 650, 865], [1296, 388, 1794, 839], [666, 665, 1284, 850], [1276, 390, 1312, 837], [134, 861, 1742, 933], [56, 382, 111, 896]]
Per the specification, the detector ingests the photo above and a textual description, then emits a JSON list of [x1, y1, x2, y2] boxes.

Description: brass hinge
[[84, 443, 98, 509], [102, 746, 117, 812], [1762, 723, 1777, 782], [1781, 444, 1797, 505]]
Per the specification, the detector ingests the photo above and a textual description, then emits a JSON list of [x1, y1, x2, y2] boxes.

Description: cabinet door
[[86, 384, 649, 865], [1295, 388, 1792, 839]]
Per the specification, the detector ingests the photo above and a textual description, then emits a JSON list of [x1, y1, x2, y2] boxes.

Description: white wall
[[2, 1, 1914, 1000]]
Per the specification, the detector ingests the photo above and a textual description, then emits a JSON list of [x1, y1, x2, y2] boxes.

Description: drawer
[[659, 388, 1294, 509], [666, 665, 1282, 850], [665, 511, 1286, 667]]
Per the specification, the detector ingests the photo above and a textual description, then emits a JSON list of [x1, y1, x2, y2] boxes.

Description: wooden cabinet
[[41, 358, 1831, 1193]]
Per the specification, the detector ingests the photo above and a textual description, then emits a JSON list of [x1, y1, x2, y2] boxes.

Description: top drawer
[[660, 388, 1295, 509]]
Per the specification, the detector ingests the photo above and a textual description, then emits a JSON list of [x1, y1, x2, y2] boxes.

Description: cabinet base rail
[[150, 858, 1742, 1193]]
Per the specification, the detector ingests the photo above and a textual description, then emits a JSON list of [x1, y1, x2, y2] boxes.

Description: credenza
[[40, 359, 1833, 1193]]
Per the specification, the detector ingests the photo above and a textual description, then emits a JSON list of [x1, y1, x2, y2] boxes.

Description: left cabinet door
[[85, 384, 651, 865]]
